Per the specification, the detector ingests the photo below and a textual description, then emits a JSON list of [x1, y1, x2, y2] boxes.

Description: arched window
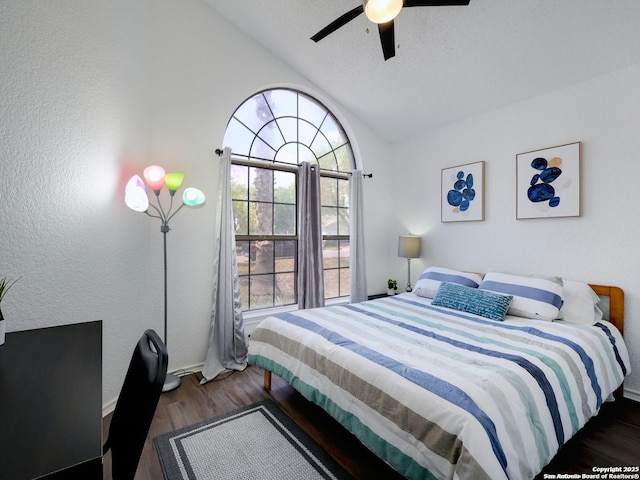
[[223, 88, 355, 311]]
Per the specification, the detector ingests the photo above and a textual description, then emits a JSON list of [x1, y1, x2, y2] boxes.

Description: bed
[[248, 268, 630, 480]]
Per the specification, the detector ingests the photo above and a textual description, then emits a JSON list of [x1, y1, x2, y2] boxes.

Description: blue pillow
[[431, 282, 513, 321]]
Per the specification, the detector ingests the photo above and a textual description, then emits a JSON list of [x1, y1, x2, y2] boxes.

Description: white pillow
[[558, 280, 603, 326], [479, 271, 564, 321], [413, 266, 483, 299]]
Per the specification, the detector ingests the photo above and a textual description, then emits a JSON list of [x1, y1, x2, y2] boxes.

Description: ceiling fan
[[311, 0, 471, 61]]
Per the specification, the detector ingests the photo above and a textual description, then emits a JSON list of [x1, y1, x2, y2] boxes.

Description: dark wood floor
[[102, 365, 640, 479]]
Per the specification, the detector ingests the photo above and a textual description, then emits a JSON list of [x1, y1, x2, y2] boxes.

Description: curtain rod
[[215, 147, 372, 178]]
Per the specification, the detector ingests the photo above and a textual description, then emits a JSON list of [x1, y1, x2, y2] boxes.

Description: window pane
[[338, 207, 349, 236], [239, 276, 250, 310], [252, 241, 274, 274], [335, 144, 353, 172], [274, 171, 296, 203], [267, 89, 297, 118], [340, 267, 350, 297], [274, 240, 296, 273], [320, 177, 338, 207], [234, 92, 273, 133], [249, 202, 272, 235], [249, 168, 273, 201], [232, 200, 249, 235], [321, 207, 338, 236], [224, 118, 254, 157], [257, 119, 286, 151], [339, 240, 350, 268], [310, 133, 332, 159], [323, 240, 339, 270], [236, 241, 253, 274], [298, 119, 318, 146], [276, 143, 300, 165], [298, 145, 316, 164], [324, 269, 339, 299], [298, 95, 327, 128], [319, 115, 345, 150], [277, 117, 298, 143], [250, 274, 274, 309], [338, 179, 349, 207], [249, 136, 277, 161], [231, 164, 248, 200], [274, 272, 296, 306], [274, 204, 295, 235], [318, 152, 337, 171]]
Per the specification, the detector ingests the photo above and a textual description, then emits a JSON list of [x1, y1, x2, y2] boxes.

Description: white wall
[[390, 64, 640, 399], [0, 0, 392, 410]]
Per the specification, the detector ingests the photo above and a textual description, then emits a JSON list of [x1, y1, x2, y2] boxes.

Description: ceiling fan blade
[[404, 0, 470, 6], [378, 20, 395, 61], [311, 5, 364, 42]]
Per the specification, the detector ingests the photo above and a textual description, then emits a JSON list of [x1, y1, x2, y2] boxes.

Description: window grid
[[225, 88, 354, 311]]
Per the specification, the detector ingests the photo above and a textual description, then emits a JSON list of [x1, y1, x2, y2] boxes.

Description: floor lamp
[[398, 235, 421, 292], [125, 166, 206, 392]]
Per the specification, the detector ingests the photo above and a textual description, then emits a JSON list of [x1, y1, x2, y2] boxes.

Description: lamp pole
[[124, 167, 205, 393], [160, 223, 182, 392]]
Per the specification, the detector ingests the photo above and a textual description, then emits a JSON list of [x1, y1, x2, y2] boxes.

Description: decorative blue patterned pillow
[[431, 282, 513, 321]]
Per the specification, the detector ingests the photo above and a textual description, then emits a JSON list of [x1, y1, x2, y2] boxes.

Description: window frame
[[225, 88, 354, 312]]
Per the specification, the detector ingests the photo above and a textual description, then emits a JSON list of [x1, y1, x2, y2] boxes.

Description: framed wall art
[[441, 161, 484, 222], [516, 142, 581, 219]]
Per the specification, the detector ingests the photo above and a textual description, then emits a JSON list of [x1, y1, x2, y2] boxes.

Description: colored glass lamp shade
[[143, 165, 166, 193], [165, 172, 185, 195], [182, 187, 205, 207], [124, 175, 149, 212], [364, 0, 403, 24]]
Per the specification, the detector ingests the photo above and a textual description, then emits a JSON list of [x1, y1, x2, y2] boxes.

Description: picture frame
[[516, 142, 581, 219], [441, 161, 485, 222]]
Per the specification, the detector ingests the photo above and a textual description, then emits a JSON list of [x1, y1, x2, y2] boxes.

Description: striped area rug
[[154, 400, 353, 480]]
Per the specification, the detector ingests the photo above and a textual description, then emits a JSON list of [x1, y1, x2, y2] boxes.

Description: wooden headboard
[[589, 284, 624, 334], [589, 284, 625, 398]]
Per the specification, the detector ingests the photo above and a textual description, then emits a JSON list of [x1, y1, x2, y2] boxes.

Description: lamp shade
[[143, 165, 166, 192], [165, 172, 185, 192], [398, 235, 421, 259], [125, 174, 145, 193], [124, 175, 149, 212], [182, 187, 206, 207], [364, 0, 403, 24]]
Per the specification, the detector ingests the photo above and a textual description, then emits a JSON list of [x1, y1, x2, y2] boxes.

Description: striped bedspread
[[248, 293, 630, 480]]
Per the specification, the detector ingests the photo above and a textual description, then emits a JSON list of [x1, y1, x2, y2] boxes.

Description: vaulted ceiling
[[205, 0, 640, 142]]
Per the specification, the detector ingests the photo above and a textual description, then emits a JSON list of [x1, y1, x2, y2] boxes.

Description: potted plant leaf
[[0, 277, 19, 345], [387, 279, 398, 296]]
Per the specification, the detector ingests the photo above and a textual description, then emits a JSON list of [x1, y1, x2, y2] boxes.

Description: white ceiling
[[205, 0, 640, 142]]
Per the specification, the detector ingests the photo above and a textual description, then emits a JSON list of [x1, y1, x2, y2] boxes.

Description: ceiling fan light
[[364, 0, 403, 24]]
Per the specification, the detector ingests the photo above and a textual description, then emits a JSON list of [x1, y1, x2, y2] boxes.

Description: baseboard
[[102, 362, 205, 417], [623, 386, 640, 403]]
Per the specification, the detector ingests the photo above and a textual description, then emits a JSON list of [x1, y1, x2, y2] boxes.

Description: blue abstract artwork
[[442, 161, 484, 222], [517, 142, 580, 219], [527, 156, 563, 208], [447, 170, 476, 212]]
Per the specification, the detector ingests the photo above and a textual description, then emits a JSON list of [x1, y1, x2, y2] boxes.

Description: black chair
[[103, 329, 168, 480]]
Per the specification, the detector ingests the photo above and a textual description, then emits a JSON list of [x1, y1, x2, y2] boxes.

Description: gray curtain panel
[[201, 147, 248, 384], [297, 162, 325, 309], [349, 170, 368, 303]]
